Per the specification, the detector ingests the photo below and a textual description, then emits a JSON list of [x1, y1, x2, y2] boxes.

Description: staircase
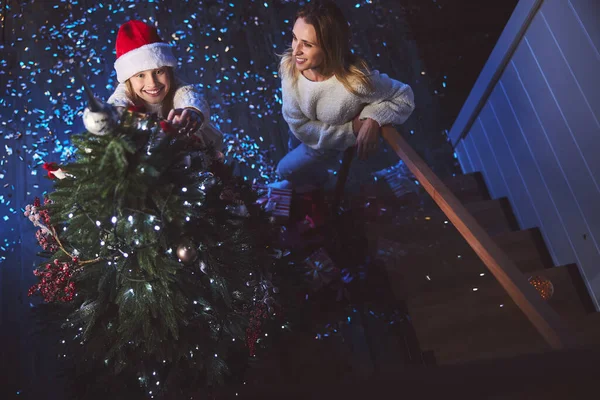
[[371, 171, 600, 366], [226, 128, 600, 399]]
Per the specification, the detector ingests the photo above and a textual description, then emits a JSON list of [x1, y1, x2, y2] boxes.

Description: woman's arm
[[358, 70, 415, 126]]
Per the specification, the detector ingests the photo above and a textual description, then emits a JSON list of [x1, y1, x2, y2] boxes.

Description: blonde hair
[[279, 0, 374, 96], [124, 67, 175, 115]]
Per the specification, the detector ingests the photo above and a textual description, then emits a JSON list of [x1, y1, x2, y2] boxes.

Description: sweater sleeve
[[172, 81, 211, 130], [106, 83, 135, 107], [358, 70, 415, 126], [173, 82, 223, 149], [282, 76, 356, 151]]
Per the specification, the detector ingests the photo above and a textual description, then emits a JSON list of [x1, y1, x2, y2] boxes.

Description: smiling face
[[292, 17, 327, 81], [127, 67, 171, 105]]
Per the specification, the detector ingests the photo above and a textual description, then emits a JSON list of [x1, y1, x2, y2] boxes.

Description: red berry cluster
[[33, 197, 59, 252], [34, 196, 52, 225], [35, 229, 59, 253], [28, 258, 77, 303], [245, 303, 268, 357]]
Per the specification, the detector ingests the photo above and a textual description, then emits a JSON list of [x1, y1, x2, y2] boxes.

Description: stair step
[[493, 228, 554, 273], [370, 172, 490, 204], [378, 228, 555, 300], [371, 198, 519, 245], [355, 172, 492, 215], [428, 171, 491, 205], [406, 284, 549, 364], [405, 264, 595, 364]]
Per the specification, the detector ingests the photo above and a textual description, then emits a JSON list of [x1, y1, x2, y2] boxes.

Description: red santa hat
[[114, 20, 177, 83]]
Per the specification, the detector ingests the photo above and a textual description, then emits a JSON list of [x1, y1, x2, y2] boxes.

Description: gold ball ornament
[[176, 239, 198, 264], [528, 275, 554, 301]]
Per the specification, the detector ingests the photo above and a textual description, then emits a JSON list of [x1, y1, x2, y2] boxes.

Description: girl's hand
[[354, 117, 380, 160], [167, 108, 204, 134]]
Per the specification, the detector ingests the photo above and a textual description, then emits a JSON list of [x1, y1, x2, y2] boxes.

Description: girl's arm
[[358, 71, 415, 127], [173, 84, 210, 130], [172, 83, 223, 149]]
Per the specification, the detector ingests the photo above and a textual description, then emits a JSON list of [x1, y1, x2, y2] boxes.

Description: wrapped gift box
[[253, 184, 292, 224], [373, 161, 419, 199]]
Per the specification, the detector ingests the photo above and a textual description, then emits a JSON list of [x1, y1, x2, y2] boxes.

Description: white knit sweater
[[281, 70, 415, 151], [107, 77, 223, 148]]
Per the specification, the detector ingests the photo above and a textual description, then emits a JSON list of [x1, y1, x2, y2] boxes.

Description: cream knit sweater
[[282, 70, 415, 151]]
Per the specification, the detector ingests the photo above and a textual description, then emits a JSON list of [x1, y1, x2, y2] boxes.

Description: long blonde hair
[[279, 0, 374, 96], [124, 67, 175, 116]]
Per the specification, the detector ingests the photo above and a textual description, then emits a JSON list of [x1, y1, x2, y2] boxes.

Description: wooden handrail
[[381, 126, 574, 350]]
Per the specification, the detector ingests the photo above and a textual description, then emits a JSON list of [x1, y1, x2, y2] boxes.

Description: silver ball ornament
[[176, 239, 198, 264]]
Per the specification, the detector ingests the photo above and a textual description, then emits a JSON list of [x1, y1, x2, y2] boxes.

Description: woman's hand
[[353, 116, 380, 160], [167, 108, 204, 134]]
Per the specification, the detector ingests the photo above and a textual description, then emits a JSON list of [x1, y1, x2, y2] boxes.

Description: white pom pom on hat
[[114, 20, 177, 83]]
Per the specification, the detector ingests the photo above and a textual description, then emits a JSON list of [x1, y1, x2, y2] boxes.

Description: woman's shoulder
[[345, 68, 375, 96]]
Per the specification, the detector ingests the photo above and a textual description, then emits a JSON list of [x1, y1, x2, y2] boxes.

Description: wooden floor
[[213, 346, 600, 399], [194, 170, 600, 400]]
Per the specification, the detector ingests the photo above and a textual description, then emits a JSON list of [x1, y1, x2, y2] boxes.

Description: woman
[[272, 0, 415, 192], [83, 20, 222, 149]]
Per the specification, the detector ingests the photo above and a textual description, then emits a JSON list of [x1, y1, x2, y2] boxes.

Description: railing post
[[381, 126, 574, 349]]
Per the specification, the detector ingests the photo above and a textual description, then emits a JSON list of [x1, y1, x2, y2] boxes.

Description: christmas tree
[[25, 103, 288, 399]]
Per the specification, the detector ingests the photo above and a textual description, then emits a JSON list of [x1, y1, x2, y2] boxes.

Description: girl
[[83, 20, 223, 149], [272, 0, 415, 192]]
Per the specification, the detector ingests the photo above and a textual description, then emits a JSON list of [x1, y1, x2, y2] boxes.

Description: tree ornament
[[82, 106, 120, 136], [43, 162, 68, 180], [77, 64, 120, 136], [176, 238, 198, 264], [528, 275, 554, 301], [199, 261, 209, 274]]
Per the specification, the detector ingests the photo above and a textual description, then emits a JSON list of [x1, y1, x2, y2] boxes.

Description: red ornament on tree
[[43, 162, 67, 180]]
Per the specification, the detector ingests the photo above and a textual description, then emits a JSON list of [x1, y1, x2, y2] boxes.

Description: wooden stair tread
[[408, 264, 593, 318], [404, 263, 596, 364], [376, 228, 555, 301], [370, 197, 519, 244], [355, 172, 492, 217], [426, 171, 491, 205]]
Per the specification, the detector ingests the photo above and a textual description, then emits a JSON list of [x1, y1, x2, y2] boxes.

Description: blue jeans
[[277, 131, 340, 187]]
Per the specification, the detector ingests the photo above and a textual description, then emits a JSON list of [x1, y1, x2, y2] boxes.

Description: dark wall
[[403, 0, 519, 130]]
